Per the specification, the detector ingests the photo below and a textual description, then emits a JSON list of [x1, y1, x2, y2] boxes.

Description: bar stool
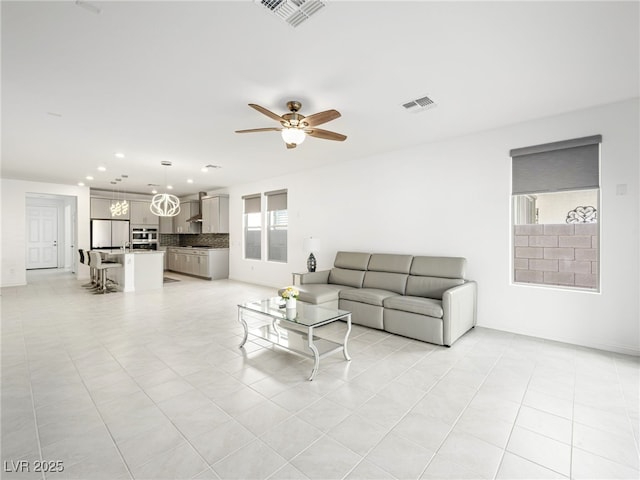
[[89, 251, 122, 294], [79, 249, 94, 288]]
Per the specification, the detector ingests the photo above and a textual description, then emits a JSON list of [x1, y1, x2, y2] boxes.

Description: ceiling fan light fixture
[[281, 127, 306, 145]]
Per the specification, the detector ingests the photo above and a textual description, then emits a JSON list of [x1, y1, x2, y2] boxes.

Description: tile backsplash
[[160, 233, 229, 248]]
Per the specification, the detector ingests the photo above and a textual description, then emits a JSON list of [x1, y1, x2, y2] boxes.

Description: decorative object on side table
[[281, 286, 299, 309], [303, 237, 321, 272]]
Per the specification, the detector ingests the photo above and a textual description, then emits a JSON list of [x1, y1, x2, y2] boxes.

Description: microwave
[[131, 227, 158, 245]]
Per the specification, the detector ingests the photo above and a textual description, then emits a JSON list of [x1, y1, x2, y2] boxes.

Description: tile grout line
[[21, 314, 47, 480], [99, 329, 237, 479], [613, 354, 640, 458], [488, 338, 534, 480], [279, 338, 437, 480], [339, 340, 475, 480], [63, 332, 136, 479], [569, 347, 577, 480], [495, 339, 576, 479], [420, 336, 511, 480]]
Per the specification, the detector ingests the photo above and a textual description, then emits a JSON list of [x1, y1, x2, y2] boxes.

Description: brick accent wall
[[514, 224, 598, 289]]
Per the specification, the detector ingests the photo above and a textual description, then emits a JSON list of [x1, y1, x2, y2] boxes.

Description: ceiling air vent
[[256, 0, 326, 28], [402, 95, 436, 113]]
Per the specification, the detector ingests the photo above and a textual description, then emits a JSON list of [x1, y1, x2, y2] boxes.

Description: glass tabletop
[[238, 297, 350, 327]]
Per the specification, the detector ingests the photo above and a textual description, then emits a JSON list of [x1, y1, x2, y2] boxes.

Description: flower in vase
[[281, 286, 299, 300]]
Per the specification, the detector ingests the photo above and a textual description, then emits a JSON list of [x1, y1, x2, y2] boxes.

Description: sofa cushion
[[340, 288, 399, 307], [363, 271, 408, 295], [297, 284, 346, 305], [329, 268, 365, 288], [384, 309, 444, 345], [384, 295, 444, 318], [405, 276, 464, 300], [410, 256, 467, 278], [334, 252, 371, 270], [368, 254, 413, 274]]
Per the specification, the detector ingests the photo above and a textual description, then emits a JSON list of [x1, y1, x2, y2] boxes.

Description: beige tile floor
[[1, 269, 638, 480]]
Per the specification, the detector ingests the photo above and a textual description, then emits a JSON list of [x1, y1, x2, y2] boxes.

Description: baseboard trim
[[476, 325, 640, 357]]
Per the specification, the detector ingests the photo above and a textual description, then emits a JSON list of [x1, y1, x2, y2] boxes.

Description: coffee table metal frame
[[238, 298, 352, 381]]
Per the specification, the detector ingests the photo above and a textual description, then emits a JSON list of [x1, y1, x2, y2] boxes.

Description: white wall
[[1, 179, 91, 286], [227, 98, 639, 355]]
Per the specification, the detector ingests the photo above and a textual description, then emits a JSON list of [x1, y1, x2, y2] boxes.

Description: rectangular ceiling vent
[[257, 0, 326, 28], [402, 95, 436, 113]]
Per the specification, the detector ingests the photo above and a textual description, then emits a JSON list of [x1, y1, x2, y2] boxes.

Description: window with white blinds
[[243, 194, 261, 260], [266, 189, 288, 263]]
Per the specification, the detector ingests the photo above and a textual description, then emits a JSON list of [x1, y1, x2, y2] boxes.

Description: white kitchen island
[[106, 251, 164, 292]]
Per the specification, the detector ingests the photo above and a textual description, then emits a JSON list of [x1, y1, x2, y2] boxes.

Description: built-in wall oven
[[131, 227, 158, 250]]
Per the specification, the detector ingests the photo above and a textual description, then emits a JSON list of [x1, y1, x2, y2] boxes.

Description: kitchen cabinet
[[166, 247, 229, 279], [201, 195, 229, 233], [130, 201, 159, 226], [91, 198, 131, 220], [158, 246, 168, 270], [159, 216, 173, 234], [174, 201, 200, 234]]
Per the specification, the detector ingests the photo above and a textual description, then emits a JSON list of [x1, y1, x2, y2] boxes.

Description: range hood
[[187, 192, 207, 223]]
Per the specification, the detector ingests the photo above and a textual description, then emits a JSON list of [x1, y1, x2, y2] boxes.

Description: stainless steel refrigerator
[[91, 220, 130, 249]]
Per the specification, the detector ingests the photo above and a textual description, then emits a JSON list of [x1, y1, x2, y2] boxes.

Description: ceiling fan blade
[[235, 127, 282, 133], [286, 143, 297, 149], [302, 109, 341, 127], [305, 128, 347, 141], [249, 104, 285, 123]]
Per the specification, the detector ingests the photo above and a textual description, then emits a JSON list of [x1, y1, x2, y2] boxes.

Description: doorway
[[25, 193, 77, 273], [26, 205, 58, 269]]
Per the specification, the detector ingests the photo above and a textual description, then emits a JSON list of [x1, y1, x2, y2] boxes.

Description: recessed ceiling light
[[167, 185, 173, 190], [151, 189, 158, 194], [187, 179, 194, 184], [98, 166, 106, 172], [85, 175, 94, 180], [201, 167, 208, 173], [77, 182, 85, 186], [114, 152, 125, 159]]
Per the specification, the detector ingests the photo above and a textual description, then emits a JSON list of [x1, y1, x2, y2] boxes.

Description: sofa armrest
[[442, 281, 477, 346], [299, 270, 330, 285]]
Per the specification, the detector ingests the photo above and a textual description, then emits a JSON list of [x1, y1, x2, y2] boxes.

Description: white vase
[[285, 298, 297, 309]]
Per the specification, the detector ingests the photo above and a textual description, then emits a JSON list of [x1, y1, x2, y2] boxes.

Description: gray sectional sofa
[[293, 252, 477, 346]]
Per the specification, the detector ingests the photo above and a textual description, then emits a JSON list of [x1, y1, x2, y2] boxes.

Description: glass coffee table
[[238, 298, 352, 381]]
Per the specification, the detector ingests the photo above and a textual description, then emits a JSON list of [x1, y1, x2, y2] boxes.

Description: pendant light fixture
[[150, 161, 181, 217], [110, 175, 129, 217]]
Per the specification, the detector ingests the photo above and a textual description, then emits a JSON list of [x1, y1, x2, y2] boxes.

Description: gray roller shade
[[266, 190, 287, 211], [511, 135, 601, 195], [243, 195, 261, 214]]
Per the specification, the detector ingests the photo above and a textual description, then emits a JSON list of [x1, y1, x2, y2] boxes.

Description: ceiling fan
[[235, 101, 347, 149]]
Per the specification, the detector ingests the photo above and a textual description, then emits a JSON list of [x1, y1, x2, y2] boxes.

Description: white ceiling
[[2, 1, 638, 196]]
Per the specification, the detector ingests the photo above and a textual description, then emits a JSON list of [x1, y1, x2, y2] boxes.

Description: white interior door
[[26, 206, 58, 269]]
